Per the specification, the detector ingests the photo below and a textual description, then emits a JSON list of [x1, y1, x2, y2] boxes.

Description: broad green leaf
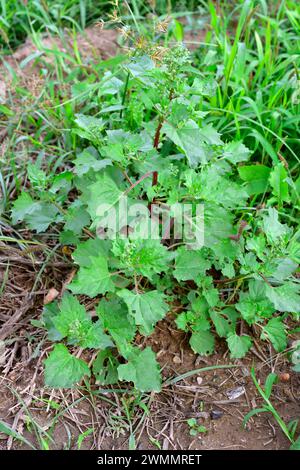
[[117, 347, 161, 392], [72, 238, 111, 266], [236, 297, 257, 324], [59, 230, 79, 245], [261, 207, 291, 243], [269, 163, 290, 204], [174, 247, 211, 281], [92, 350, 119, 385], [74, 149, 111, 176], [176, 310, 210, 332], [190, 77, 217, 97], [96, 296, 136, 353], [99, 71, 123, 95], [265, 283, 300, 313], [69, 246, 115, 298], [226, 333, 252, 358], [236, 280, 274, 324], [210, 237, 240, 263], [24, 202, 59, 233], [134, 151, 171, 175], [11, 192, 34, 224], [64, 205, 90, 235], [106, 129, 145, 149], [163, 120, 222, 167], [81, 173, 124, 228], [117, 289, 168, 335], [261, 318, 287, 352], [49, 171, 72, 195], [190, 293, 210, 315], [204, 175, 248, 209], [44, 344, 90, 388], [204, 203, 234, 247], [175, 311, 193, 331], [101, 142, 124, 163], [203, 287, 220, 307], [246, 234, 266, 260], [270, 258, 298, 282], [113, 238, 172, 280], [11, 193, 59, 232], [126, 55, 155, 82], [53, 294, 86, 336], [236, 295, 274, 324], [198, 124, 223, 145], [80, 321, 113, 349], [74, 114, 105, 140], [82, 168, 135, 233], [53, 294, 112, 349], [189, 329, 215, 355], [41, 302, 63, 342], [223, 141, 251, 163], [209, 308, 237, 338], [27, 163, 48, 190], [238, 165, 271, 195]]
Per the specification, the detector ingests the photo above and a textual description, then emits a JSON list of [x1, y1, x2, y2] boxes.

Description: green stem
[[120, 72, 130, 119]]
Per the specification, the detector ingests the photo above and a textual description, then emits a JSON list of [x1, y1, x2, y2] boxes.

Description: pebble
[[196, 377, 203, 385], [210, 410, 223, 420], [226, 386, 245, 400], [173, 355, 182, 364], [279, 372, 290, 382]]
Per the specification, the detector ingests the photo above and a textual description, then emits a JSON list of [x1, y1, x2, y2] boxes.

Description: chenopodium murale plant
[[12, 43, 300, 391]]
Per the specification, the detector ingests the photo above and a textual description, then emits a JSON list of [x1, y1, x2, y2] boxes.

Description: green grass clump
[[0, 0, 111, 51]]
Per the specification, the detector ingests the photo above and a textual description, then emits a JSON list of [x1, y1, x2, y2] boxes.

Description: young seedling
[[244, 368, 300, 450], [187, 418, 207, 437]]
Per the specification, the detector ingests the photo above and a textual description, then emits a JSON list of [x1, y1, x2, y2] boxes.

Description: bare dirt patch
[[0, 313, 299, 450], [3, 27, 119, 74]]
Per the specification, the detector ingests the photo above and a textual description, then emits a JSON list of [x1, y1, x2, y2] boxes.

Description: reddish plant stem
[[152, 118, 163, 187], [125, 170, 154, 195], [152, 90, 173, 188], [153, 118, 163, 149], [258, 272, 273, 287], [152, 171, 158, 187], [229, 220, 248, 241]]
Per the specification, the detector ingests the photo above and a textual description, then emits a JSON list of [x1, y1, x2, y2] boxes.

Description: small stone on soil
[[279, 372, 290, 382], [210, 410, 224, 420], [173, 355, 182, 364], [226, 386, 245, 400]]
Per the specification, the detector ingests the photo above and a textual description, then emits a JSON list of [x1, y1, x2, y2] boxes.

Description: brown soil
[[0, 305, 299, 450], [3, 26, 118, 73]]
